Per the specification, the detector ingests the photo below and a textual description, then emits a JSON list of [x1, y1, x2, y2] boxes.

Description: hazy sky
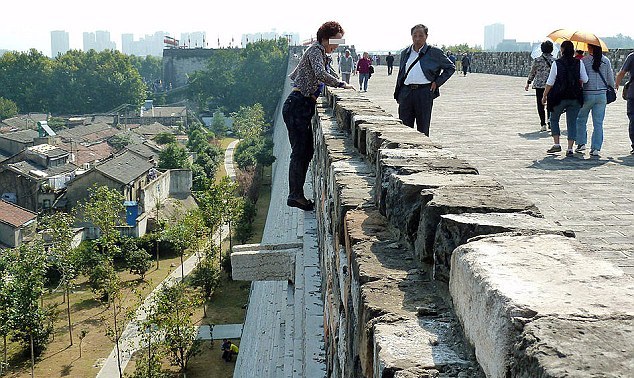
[[1, 0, 629, 56]]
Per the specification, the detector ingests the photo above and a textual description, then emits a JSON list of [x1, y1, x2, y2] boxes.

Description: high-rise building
[[121, 33, 134, 55], [484, 23, 505, 51], [51, 30, 69, 58], [83, 32, 96, 51], [121, 31, 168, 56]]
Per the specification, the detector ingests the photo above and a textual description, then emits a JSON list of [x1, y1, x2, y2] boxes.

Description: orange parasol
[[547, 29, 609, 51]]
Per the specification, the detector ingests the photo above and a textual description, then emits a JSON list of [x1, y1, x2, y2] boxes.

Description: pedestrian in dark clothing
[[461, 53, 471, 76], [393, 24, 455, 136], [282, 21, 354, 211], [615, 51, 634, 154], [386, 52, 395, 75], [525, 40, 555, 131]]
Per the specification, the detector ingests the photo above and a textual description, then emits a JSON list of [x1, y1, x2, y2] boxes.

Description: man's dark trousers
[[282, 91, 315, 200], [397, 84, 434, 136]]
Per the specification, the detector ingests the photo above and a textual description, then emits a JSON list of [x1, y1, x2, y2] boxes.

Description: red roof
[[0, 200, 37, 228]]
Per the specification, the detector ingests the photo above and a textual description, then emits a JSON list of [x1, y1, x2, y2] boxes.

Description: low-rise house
[[0, 113, 47, 132], [0, 129, 39, 155], [119, 106, 188, 128], [131, 121, 176, 140], [0, 144, 76, 211], [0, 199, 37, 248]]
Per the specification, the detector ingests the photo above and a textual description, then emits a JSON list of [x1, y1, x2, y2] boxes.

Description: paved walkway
[[359, 67, 634, 274]]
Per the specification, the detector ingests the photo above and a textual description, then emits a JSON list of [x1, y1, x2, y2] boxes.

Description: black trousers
[[387, 64, 393, 75], [282, 91, 315, 200], [397, 85, 434, 136], [535, 87, 550, 126], [628, 97, 634, 148]]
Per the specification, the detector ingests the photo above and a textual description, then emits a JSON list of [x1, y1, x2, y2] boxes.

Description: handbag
[[623, 81, 631, 100], [597, 69, 616, 104]]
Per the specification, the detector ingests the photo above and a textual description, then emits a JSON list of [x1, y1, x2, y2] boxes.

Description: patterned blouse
[[527, 53, 554, 89], [289, 42, 343, 97]]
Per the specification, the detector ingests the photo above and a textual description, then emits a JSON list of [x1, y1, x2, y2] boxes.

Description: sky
[[1, 0, 630, 56]]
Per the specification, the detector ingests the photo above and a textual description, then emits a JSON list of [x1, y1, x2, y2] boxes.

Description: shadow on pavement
[[528, 155, 613, 170], [518, 131, 552, 140]]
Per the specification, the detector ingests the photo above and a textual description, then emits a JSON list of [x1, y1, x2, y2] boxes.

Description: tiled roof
[[57, 123, 119, 144], [95, 151, 153, 184], [57, 140, 114, 165], [0, 129, 39, 143], [8, 160, 77, 178], [125, 142, 161, 160], [0, 113, 47, 130], [0, 200, 37, 228], [141, 107, 186, 118], [133, 122, 174, 137], [26, 144, 68, 159]]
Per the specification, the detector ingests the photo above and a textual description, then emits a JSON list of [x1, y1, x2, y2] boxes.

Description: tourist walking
[[386, 52, 395, 75], [542, 40, 588, 156], [446, 51, 457, 73], [282, 21, 354, 211], [339, 49, 354, 84], [357, 52, 372, 91], [525, 40, 555, 132], [461, 53, 471, 76], [615, 51, 634, 154], [575, 44, 615, 157], [393, 23, 455, 136]]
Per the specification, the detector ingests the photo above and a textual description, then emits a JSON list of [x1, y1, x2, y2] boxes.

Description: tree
[[0, 252, 10, 374], [0, 49, 53, 112], [210, 110, 228, 137], [235, 200, 257, 244], [153, 132, 176, 145], [147, 283, 202, 373], [232, 103, 268, 140], [0, 97, 18, 120], [108, 134, 131, 150], [121, 237, 152, 280], [162, 209, 198, 279], [189, 250, 220, 318], [158, 143, 189, 169], [41, 212, 78, 346], [6, 241, 52, 374]]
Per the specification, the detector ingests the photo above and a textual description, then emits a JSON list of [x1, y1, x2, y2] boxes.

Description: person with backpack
[[525, 40, 555, 132], [575, 43, 615, 157], [542, 40, 589, 156]]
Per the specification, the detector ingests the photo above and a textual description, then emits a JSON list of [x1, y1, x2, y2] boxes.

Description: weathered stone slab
[[374, 318, 484, 378], [385, 172, 501, 250], [415, 185, 540, 263], [376, 148, 479, 216], [510, 316, 634, 377], [366, 128, 441, 168], [350, 239, 414, 285], [333, 100, 385, 131], [450, 234, 634, 378], [433, 212, 575, 282], [231, 243, 300, 282], [354, 120, 404, 155]]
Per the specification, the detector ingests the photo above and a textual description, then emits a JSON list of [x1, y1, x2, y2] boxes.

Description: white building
[[484, 23, 505, 51], [50, 30, 69, 58]]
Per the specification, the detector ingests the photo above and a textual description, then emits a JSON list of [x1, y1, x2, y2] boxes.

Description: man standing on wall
[[393, 24, 455, 136], [386, 51, 395, 75]]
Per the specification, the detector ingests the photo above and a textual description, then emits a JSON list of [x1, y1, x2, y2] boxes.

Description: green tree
[[0, 49, 53, 112], [147, 283, 202, 373], [189, 252, 220, 318], [41, 212, 78, 346], [153, 132, 176, 145], [0, 252, 10, 373], [0, 97, 18, 120], [234, 200, 257, 244], [120, 237, 152, 280], [232, 103, 268, 140], [108, 134, 131, 150], [128, 55, 162, 84], [210, 110, 228, 137], [50, 49, 145, 114], [6, 241, 52, 373], [158, 143, 189, 169]]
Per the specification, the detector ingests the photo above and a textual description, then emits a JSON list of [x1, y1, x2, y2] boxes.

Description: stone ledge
[[231, 243, 300, 282], [450, 234, 634, 378]]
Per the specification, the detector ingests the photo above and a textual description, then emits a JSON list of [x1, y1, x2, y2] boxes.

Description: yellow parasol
[[547, 29, 609, 51]]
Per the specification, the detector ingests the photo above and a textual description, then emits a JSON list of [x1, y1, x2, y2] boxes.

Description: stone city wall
[[310, 87, 634, 377], [468, 49, 634, 79]]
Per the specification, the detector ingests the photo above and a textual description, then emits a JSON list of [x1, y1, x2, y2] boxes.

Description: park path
[[95, 139, 242, 377]]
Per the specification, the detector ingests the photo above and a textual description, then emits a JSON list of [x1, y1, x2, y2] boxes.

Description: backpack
[[547, 59, 583, 110]]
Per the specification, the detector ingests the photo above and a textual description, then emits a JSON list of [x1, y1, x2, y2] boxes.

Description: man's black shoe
[[287, 198, 314, 211]]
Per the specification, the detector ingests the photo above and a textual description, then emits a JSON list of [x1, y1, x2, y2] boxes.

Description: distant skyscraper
[[484, 23, 505, 51], [121, 31, 168, 56], [83, 32, 96, 51], [122, 33, 134, 55], [181, 32, 206, 48], [50, 30, 69, 58]]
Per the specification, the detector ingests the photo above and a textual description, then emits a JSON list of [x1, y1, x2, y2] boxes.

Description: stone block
[[385, 172, 501, 251], [376, 148, 479, 216], [433, 212, 575, 282], [366, 127, 441, 168], [373, 318, 484, 378], [354, 120, 403, 155], [231, 243, 300, 282], [333, 100, 384, 131], [450, 234, 634, 378], [415, 185, 540, 264]]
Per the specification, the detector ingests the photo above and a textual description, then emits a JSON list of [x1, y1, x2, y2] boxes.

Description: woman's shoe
[[287, 198, 314, 211]]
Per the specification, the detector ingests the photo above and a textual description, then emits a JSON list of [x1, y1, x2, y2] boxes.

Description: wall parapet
[[310, 86, 634, 377]]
